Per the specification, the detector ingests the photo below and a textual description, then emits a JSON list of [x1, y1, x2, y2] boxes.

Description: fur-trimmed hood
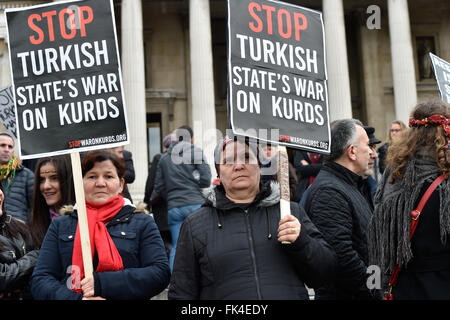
[[59, 198, 149, 216], [202, 180, 280, 209]]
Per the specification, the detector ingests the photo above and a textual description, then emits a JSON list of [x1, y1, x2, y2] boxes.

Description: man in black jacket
[[304, 119, 376, 300], [168, 136, 336, 300]]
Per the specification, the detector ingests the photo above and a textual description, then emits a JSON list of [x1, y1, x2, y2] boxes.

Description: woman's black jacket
[[168, 181, 336, 300]]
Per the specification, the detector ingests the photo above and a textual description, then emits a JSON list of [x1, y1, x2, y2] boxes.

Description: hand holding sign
[[6, 0, 128, 159], [6, 0, 128, 286], [228, 0, 330, 154], [228, 0, 330, 245], [277, 145, 292, 244]]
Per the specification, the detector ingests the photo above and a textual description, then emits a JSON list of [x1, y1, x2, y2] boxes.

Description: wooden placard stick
[[277, 146, 291, 244], [70, 152, 93, 278]]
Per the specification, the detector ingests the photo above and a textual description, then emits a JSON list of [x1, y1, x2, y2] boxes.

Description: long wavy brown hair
[[30, 155, 75, 248], [387, 101, 450, 183]]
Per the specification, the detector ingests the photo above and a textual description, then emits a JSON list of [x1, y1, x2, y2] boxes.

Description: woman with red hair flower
[[368, 101, 450, 300]]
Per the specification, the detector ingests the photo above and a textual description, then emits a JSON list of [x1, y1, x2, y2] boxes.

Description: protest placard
[[6, 0, 129, 160], [6, 0, 129, 278], [430, 53, 450, 104], [227, 0, 330, 155], [0, 85, 17, 139]]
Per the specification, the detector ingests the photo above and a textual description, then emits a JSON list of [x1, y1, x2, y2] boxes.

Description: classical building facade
[[0, 0, 448, 202]]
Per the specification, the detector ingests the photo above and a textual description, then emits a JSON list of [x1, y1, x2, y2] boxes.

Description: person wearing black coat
[[144, 133, 176, 256], [0, 183, 38, 300], [30, 150, 169, 300], [154, 126, 211, 272], [368, 102, 450, 299], [304, 119, 376, 300], [292, 150, 323, 202], [168, 136, 336, 300]]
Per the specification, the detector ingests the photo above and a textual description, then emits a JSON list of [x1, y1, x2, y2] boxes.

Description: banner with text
[[430, 53, 450, 104], [6, 0, 129, 159], [227, 0, 330, 154]]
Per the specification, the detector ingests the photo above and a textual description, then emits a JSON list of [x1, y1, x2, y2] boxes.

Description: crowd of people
[[0, 100, 448, 300]]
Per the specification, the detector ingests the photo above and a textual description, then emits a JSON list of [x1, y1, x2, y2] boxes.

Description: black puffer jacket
[[304, 161, 374, 299], [0, 216, 38, 298], [168, 181, 336, 300]]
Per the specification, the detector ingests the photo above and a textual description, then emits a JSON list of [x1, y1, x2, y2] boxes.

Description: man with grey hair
[[303, 119, 376, 300]]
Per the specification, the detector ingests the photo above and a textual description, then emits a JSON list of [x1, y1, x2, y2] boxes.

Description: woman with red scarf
[[30, 150, 170, 300]]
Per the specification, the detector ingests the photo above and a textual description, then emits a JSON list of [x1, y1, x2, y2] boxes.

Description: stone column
[[189, 0, 217, 178], [121, 0, 147, 202], [388, 0, 417, 123], [360, 26, 386, 137], [322, 0, 353, 121], [439, 9, 450, 62]]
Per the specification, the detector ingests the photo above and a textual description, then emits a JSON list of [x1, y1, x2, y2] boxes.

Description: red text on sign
[[28, 6, 94, 45], [248, 2, 308, 41]]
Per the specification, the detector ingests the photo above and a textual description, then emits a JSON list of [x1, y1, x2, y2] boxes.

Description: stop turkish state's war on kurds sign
[[429, 53, 450, 104], [227, 0, 331, 154], [6, 0, 129, 160]]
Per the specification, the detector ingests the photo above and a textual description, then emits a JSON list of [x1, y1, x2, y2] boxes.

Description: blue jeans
[[168, 204, 202, 272]]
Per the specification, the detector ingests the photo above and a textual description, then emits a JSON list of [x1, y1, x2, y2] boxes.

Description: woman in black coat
[[368, 102, 450, 299], [0, 183, 38, 299], [168, 137, 336, 300], [30, 150, 170, 300]]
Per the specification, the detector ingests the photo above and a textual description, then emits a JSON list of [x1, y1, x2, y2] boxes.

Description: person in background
[[303, 119, 376, 299], [0, 182, 39, 300], [144, 132, 177, 257], [108, 146, 135, 203], [0, 133, 34, 222], [168, 136, 336, 300], [362, 126, 382, 207], [29, 155, 75, 249], [378, 120, 406, 174], [154, 125, 211, 272], [259, 144, 299, 201], [260, 143, 278, 183], [30, 150, 170, 300], [368, 102, 450, 300], [293, 150, 323, 203]]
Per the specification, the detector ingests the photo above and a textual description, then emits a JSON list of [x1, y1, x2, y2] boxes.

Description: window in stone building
[[147, 113, 162, 167], [416, 36, 436, 80]]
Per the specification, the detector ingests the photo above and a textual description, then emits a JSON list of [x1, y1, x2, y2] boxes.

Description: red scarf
[[71, 195, 125, 293]]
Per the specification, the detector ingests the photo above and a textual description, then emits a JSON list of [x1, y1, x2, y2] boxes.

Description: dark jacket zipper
[[243, 208, 262, 300]]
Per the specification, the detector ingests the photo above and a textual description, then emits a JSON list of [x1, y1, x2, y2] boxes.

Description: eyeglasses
[[390, 129, 402, 133]]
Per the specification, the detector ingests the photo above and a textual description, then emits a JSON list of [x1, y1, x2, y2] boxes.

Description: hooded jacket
[[30, 201, 170, 300], [155, 141, 211, 210], [0, 216, 38, 298], [168, 181, 336, 300]]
